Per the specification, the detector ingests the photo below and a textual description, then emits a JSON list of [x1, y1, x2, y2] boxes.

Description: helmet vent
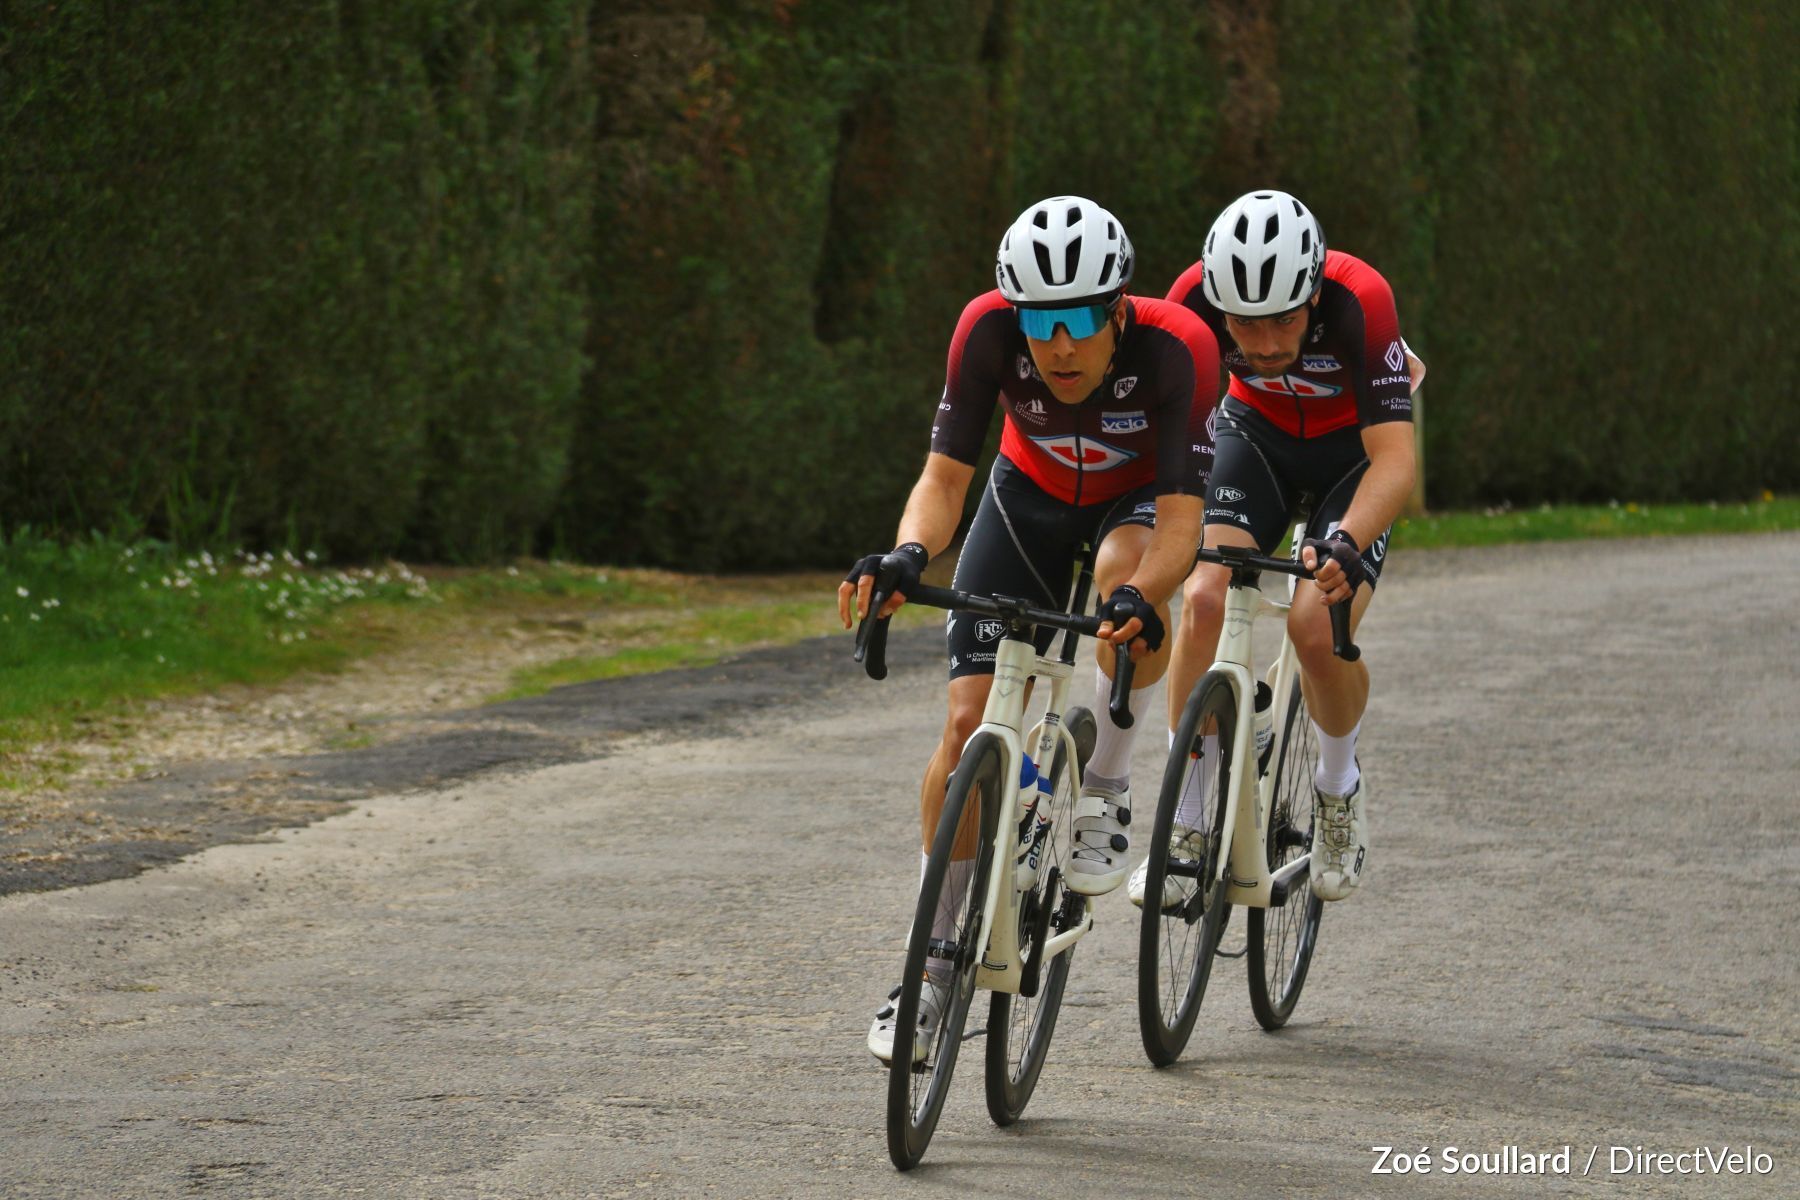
[[1063, 237, 1081, 283], [1257, 257, 1276, 301], [1234, 214, 1250, 243], [1032, 208, 1049, 229], [1098, 253, 1116, 287], [1034, 243, 1056, 283], [1065, 203, 1082, 227], [1287, 268, 1307, 304], [1299, 228, 1311, 254], [1232, 257, 1251, 301], [1005, 263, 1022, 293], [1264, 213, 1280, 243]]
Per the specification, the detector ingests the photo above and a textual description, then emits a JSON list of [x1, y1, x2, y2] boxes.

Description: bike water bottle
[[1015, 756, 1053, 891], [1253, 681, 1275, 773]]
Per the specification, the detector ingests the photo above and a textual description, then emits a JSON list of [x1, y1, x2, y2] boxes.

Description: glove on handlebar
[[1301, 528, 1366, 593], [1099, 584, 1165, 654], [844, 542, 929, 604]]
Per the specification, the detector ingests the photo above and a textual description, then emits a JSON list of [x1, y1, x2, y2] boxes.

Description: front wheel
[[886, 732, 1002, 1171], [1137, 670, 1236, 1067], [1247, 674, 1325, 1029]]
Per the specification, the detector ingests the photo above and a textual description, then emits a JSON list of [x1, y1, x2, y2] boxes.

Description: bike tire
[[1137, 670, 1236, 1067], [1246, 674, 1325, 1029], [887, 732, 1002, 1170], [984, 720, 1083, 1126]]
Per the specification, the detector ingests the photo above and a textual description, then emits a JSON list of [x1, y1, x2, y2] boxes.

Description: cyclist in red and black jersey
[[837, 196, 1219, 1062], [1135, 190, 1425, 910]]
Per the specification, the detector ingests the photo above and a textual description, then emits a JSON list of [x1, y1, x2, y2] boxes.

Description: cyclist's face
[[1225, 295, 1317, 377], [1024, 305, 1125, 404]]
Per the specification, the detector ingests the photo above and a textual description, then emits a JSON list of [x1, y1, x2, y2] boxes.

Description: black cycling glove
[[1100, 584, 1165, 653], [845, 542, 929, 607], [1301, 528, 1365, 594]]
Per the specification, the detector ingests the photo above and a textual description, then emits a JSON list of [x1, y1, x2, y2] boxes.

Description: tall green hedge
[[3, 2, 1793, 566], [1, 1, 592, 560]]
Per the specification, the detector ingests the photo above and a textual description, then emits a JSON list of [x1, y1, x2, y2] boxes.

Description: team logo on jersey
[[1030, 434, 1138, 472], [1384, 340, 1405, 373], [1247, 374, 1343, 399], [1301, 355, 1341, 373], [1215, 486, 1245, 503], [1311, 323, 1326, 343], [1206, 406, 1220, 441], [1101, 410, 1148, 435], [1016, 354, 1040, 381], [975, 619, 1004, 642], [1223, 348, 1248, 367], [1015, 397, 1048, 425], [1113, 375, 1139, 399], [1133, 501, 1157, 515]]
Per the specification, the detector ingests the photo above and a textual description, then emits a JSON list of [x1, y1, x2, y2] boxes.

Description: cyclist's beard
[[1250, 352, 1299, 378]]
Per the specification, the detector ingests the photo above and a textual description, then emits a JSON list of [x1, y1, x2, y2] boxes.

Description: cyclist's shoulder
[[1128, 295, 1217, 355], [1163, 260, 1211, 311], [1320, 250, 1396, 307], [954, 288, 1016, 332], [947, 290, 1020, 374]]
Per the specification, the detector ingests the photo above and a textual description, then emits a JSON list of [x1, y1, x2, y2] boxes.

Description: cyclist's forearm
[[1340, 425, 1416, 546], [894, 471, 970, 558], [1124, 496, 1204, 604]]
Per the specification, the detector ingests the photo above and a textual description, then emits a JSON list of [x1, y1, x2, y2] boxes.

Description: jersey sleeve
[[930, 293, 1011, 464], [1344, 267, 1413, 426], [1147, 305, 1220, 496]]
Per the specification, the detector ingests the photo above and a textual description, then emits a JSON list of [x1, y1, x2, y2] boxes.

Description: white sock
[[923, 852, 975, 982], [1172, 732, 1219, 830], [1313, 720, 1361, 795], [1085, 662, 1155, 787]]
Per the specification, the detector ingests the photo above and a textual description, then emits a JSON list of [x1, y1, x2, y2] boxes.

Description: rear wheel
[[1137, 671, 1236, 1067], [886, 732, 1001, 1170], [1247, 675, 1325, 1029], [985, 723, 1083, 1125]]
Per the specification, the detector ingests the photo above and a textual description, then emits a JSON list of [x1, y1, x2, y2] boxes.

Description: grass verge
[[2, 495, 1792, 789]]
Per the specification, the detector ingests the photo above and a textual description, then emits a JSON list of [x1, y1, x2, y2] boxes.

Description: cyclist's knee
[[940, 680, 989, 759], [1178, 566, 1227, 635], [1289, 596, 1345, 674]]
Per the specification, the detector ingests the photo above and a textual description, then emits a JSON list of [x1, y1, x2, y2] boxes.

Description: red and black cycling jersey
[[931, 291, 1219, 505], [1167, 250, 1412, 439]]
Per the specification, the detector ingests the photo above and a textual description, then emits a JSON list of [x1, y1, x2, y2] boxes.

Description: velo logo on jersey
[[1030, 434, 1138, 471], [1214, 486, 1246, 503], [1113, 375, 1139, 399], [975, 619, 1004, 642], [1248, 375, 1343, 399], [1016, 397, 1048, 424], [1101, 410, 1148, 435], [1384, 340, 1405, 373], [1301, 355, 1341, 373]]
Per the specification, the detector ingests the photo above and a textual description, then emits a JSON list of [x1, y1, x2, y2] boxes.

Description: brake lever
[[853, 587, 893, 680]]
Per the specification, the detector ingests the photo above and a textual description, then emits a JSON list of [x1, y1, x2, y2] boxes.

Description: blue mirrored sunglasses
[[1017, 302, 1111, 341]]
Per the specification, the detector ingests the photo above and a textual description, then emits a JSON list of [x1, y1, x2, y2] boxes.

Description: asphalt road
[[3, 534, 1797, 1198]]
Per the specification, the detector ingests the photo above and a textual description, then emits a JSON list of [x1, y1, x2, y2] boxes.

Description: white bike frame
[[1210, 521, 1317, 908], [966, 634, 1094, 994]]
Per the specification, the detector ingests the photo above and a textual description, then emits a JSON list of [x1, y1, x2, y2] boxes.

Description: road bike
[[1137, 517, 1360, 1065], [854, 546, 1135, 1170]]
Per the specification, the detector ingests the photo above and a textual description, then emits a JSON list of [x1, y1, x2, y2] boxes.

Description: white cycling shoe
[[1309, 775, 1369, 901], [867, 981, 947, 1064], [1066, 787, 1131, 896], [1127, 824, 1204, 910]]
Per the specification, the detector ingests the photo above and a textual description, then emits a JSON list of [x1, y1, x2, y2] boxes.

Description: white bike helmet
[[1201, 190, 1325, 317], [995, 196, 1133, 308]]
